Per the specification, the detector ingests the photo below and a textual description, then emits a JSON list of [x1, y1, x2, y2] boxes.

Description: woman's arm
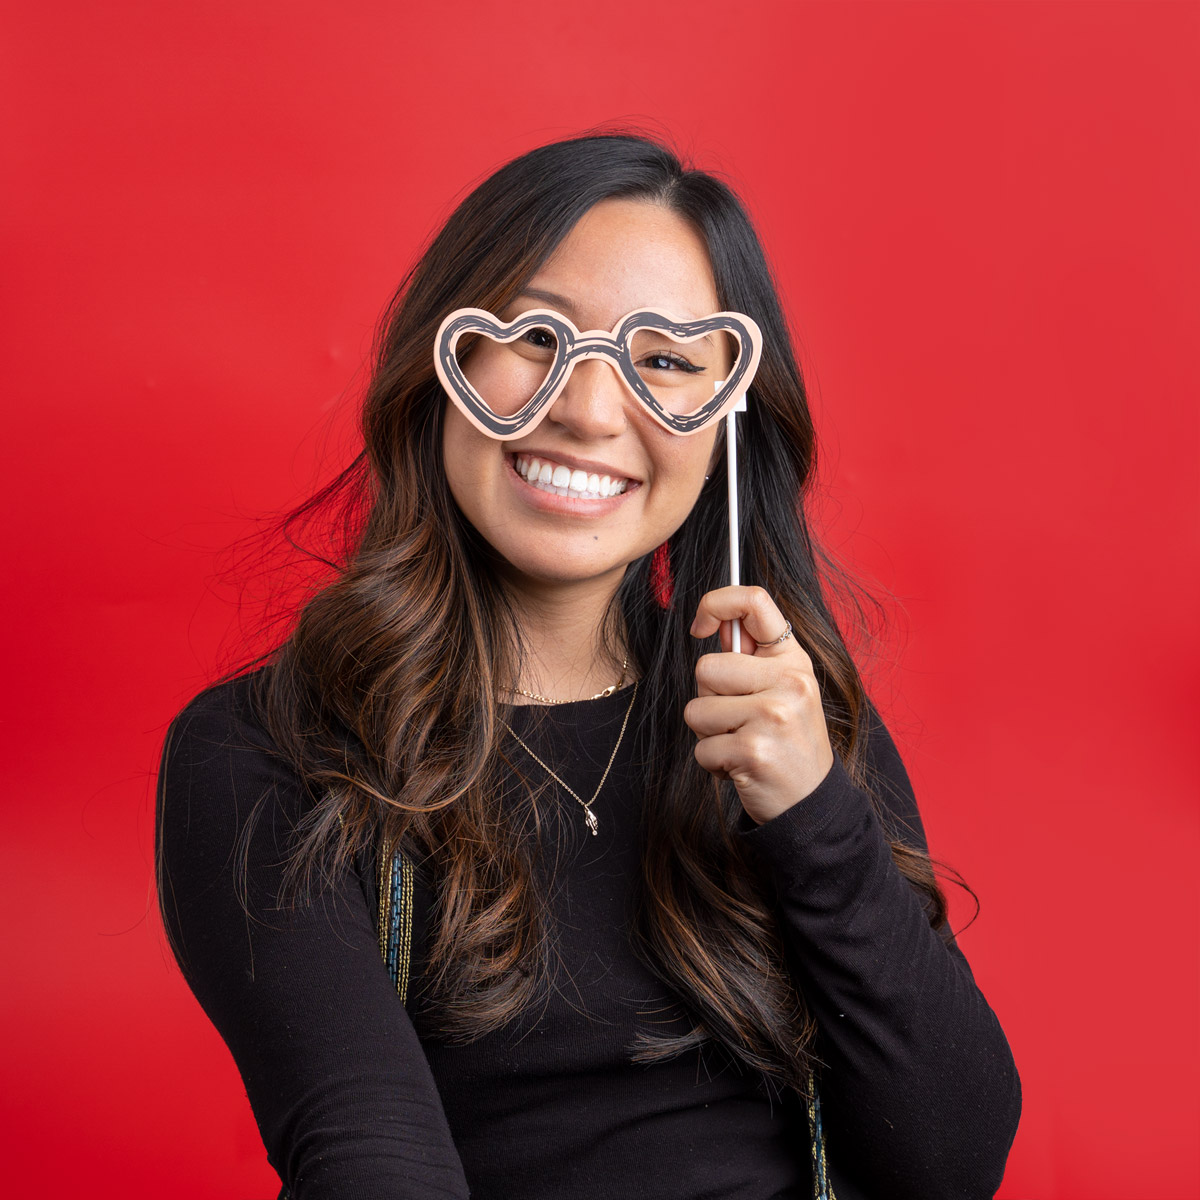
[[687, 585, 1019, 1197], [156, 677, 470, 1200], [737, 704, 1022, 1200]]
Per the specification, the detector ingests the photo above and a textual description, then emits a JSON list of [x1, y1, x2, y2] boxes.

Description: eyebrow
[[515, 288, 717, 348], [518, 287, 578, 313]]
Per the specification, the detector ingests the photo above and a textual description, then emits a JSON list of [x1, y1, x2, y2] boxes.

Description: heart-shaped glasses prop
[[434, 305, 764, 650]]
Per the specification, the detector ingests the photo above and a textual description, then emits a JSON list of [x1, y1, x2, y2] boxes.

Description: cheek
[[652, 430, 719, 509], [460, 343, 502, 402], [441, 404, 487, 507], [462, 342, 551, 417], [441, 407, 462, 483]]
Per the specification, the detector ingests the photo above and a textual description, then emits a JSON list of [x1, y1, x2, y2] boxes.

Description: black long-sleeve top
[[156, 670, 1020, 1199]]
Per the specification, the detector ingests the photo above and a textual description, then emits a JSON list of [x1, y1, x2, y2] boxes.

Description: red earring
[[649, 541, 674, 610]]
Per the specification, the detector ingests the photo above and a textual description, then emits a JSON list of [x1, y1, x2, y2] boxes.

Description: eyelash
[[642, 351, 702, 374]]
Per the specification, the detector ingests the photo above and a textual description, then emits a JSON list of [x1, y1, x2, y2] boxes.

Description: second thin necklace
[[499, 681, 639, 837]]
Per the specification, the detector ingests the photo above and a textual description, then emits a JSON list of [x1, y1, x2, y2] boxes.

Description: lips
[[512, 453, 632, 500]]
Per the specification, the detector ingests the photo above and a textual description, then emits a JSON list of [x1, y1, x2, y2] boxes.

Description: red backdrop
[[2, 2, 1196, 1196]]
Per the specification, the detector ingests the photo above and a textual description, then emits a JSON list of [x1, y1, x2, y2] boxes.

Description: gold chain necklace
[[499, 680, 638, 836], [504, 654, 629, 706]]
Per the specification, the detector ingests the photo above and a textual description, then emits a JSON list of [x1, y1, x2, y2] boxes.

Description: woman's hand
[[685, 585, 835, 825]]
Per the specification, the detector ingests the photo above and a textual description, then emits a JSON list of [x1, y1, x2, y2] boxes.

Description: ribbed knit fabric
[[156, 670, 1019, 1200]]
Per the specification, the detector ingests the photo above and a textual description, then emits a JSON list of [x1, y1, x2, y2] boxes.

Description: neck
[[502, 570, 630, 704]]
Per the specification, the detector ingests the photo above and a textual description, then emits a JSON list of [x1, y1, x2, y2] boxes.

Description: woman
[[157, 131, 1021, 1200]]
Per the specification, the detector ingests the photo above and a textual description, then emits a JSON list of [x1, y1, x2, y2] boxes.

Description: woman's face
[[442, 197, 728, 597]]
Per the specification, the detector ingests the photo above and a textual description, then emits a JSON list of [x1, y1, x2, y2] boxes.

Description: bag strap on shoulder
[[378, 837, 415, 1005]]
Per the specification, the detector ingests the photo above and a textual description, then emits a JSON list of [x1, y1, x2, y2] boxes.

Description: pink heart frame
[[434, 306, 763, 438]]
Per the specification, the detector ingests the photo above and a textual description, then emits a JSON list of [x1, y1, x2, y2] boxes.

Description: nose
[[545, 354, 628, 439]]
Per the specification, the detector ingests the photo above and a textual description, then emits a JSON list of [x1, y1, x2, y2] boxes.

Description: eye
[[641, 351, 703, 374], [522, 326, 558, 351]]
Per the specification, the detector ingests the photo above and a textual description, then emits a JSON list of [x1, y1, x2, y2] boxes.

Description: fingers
[[692, 650, 775, 698], [690, 585, 795, 655], [691, 732, 737, 782], [683, 693, 748, 737], [686, 588, 832, 822], [690, 728, 782, 788], [685, 690, 806, 738], [716, 618, 760, 656]]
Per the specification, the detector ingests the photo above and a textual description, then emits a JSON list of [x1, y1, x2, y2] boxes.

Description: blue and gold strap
[[378, 838, 414, 1005], [806, 1066, 836, 1199]]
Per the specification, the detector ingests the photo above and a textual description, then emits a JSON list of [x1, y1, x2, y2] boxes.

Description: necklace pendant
[[500, 680, 636, 844]]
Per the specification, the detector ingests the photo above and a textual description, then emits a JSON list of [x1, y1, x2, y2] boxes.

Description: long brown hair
[[226, 129, 959, 1094]]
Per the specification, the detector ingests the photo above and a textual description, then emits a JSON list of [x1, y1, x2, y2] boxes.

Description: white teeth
[[514, 455, 629, 499]]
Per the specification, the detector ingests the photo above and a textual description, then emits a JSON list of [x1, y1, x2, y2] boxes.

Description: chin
[[497, 544, 639, 590]]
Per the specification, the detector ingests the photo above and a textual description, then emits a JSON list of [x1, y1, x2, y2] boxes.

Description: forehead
[[520, 198, 721, 328]]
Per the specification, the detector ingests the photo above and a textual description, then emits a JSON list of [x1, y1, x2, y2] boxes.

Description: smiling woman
[[156, 130, 1021, 1200]]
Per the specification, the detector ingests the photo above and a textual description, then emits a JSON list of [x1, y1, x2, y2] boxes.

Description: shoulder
[[156, 667, 307, 880], [162, 668, 274, 761], [156, 667, 342, 965], [159, 667, 296, 798]]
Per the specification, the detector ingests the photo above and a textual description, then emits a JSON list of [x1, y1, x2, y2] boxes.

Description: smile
[[512, 454, 631, 500]]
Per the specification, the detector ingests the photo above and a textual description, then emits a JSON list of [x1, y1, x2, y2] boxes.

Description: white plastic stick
[[724, 388, 748, 653]]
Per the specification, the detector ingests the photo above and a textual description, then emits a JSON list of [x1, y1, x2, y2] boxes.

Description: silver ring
[[760, 620, 793, 647]]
